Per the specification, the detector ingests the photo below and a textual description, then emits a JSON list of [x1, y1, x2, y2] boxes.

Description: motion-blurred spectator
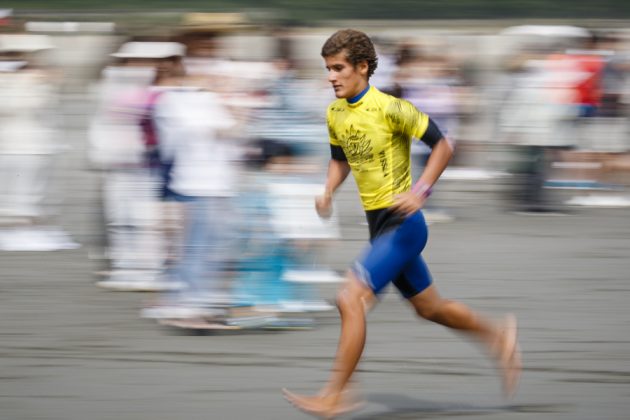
[[93, 41, 185, 290]]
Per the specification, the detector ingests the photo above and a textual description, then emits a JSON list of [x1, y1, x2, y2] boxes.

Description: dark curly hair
[[321, 29, 378, 79]]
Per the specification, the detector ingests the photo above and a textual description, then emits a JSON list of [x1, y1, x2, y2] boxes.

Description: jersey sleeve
[[327, 106, 348, 160], [385, 98, 434, 146], [327, 106, 340, 146], [419, 118, 444, 148]]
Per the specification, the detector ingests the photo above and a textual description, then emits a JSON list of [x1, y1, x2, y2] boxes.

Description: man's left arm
[[415, 130, 454, 190], [392, 116, 454, 215]]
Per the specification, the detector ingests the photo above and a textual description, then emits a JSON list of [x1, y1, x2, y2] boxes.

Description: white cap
[[0, 34, 55, 52], [111, 42, 186, 59], [0, 61, 27, 72]]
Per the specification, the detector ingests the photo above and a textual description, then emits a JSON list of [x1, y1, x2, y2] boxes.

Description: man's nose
[[327, 71, 336, 83]]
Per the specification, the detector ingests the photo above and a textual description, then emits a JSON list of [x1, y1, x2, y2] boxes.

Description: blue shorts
[[353, 210, 432, 298]]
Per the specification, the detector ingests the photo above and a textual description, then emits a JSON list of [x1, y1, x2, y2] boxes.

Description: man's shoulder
[[370, 86, 395, 101], [382, 94, 419, 117], [367, 87, 406, 111]]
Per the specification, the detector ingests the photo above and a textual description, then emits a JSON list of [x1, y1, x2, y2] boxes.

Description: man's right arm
[[324, 157, 351, 196], [319, 110, 351, 217], [316, 157, 351, 218]]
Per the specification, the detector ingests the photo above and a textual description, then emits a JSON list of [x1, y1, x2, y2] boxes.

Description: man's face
[[324, 51, 368, 99]]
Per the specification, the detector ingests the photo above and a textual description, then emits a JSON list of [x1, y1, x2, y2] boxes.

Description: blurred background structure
[[1, 2, 630, 419]]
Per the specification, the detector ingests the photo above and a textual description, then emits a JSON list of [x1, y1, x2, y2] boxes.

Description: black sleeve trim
[[330, 144, 347, 161], [420, 118, 444, 148]]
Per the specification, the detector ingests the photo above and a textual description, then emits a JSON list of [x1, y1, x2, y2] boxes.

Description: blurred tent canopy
[[3, 0, 630, 21], [179, 12, 252, 32], [496, 24, 594, 57], [500, 25, 591, 38]]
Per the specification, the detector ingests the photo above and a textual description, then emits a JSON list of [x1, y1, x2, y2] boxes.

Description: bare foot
[[282, 388, 363, 419], [495, 314, 522, 397]]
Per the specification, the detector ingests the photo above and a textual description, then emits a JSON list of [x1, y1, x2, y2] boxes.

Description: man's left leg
[[406, 282, 521, 395]]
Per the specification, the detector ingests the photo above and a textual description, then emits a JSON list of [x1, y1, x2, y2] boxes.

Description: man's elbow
[[438, 137, 455, 155]]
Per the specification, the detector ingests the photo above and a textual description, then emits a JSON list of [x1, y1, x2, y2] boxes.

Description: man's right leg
[[283, 272, 375, 417], [284, 213, 427, 415], [326, 274, 376, 394]]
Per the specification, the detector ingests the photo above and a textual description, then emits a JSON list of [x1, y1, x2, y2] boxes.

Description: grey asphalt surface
[[2, 106, 630, 420]]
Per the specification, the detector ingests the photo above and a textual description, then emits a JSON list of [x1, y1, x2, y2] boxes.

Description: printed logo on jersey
[[378, 150, 390, 178], [342, 125, 373, 166], [386, 100, 404, 128]]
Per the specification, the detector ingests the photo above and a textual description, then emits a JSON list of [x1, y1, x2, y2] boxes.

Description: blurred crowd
[[2, 14, 630, 329], [87, 30, 342, 329]]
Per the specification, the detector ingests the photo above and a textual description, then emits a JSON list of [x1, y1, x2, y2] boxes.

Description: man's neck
[[347, 84, 370, 104]]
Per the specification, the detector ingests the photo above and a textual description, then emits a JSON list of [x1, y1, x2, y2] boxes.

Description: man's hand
[[315, 191, 333, 219], [391, 191, 425, 216]]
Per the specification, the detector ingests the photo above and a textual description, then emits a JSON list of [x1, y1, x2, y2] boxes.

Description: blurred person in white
[[235, 139, 338, 316], [559, 34, 630, 206], [230, 36, 338, 314], [397, 45, 460, 221], [597, 34, 630, 172], [179, 29, 286, 136], [250, 33, 331, 162], [144, 61, 240, 322], [0, 35, 56, 223], [498, 43, 580, 213], [0, 34, 78, 251], [599, 34, 628, 118], [92, 41, 185, 290]]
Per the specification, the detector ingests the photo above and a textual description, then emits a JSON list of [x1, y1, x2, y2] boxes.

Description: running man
[[283, 29, 521, 418]]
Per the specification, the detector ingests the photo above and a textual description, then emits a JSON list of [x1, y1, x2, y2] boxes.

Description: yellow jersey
[[327, 86, 432, 211]]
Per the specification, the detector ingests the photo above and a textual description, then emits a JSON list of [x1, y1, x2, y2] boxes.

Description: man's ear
[[357, 60, 369, 76]]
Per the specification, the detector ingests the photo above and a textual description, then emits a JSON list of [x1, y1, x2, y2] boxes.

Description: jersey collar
[[346, 84, 370, 106]]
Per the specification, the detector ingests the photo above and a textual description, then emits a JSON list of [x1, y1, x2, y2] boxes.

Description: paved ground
[[2, 156, 630, 420], [1, 87, 630, 419]]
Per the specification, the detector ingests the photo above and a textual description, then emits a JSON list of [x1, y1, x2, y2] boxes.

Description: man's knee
[[336, 287, 364, 314], [336, 275, 374, 314], [415, 302, 441, 321], [409, 285, 445, 321]]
